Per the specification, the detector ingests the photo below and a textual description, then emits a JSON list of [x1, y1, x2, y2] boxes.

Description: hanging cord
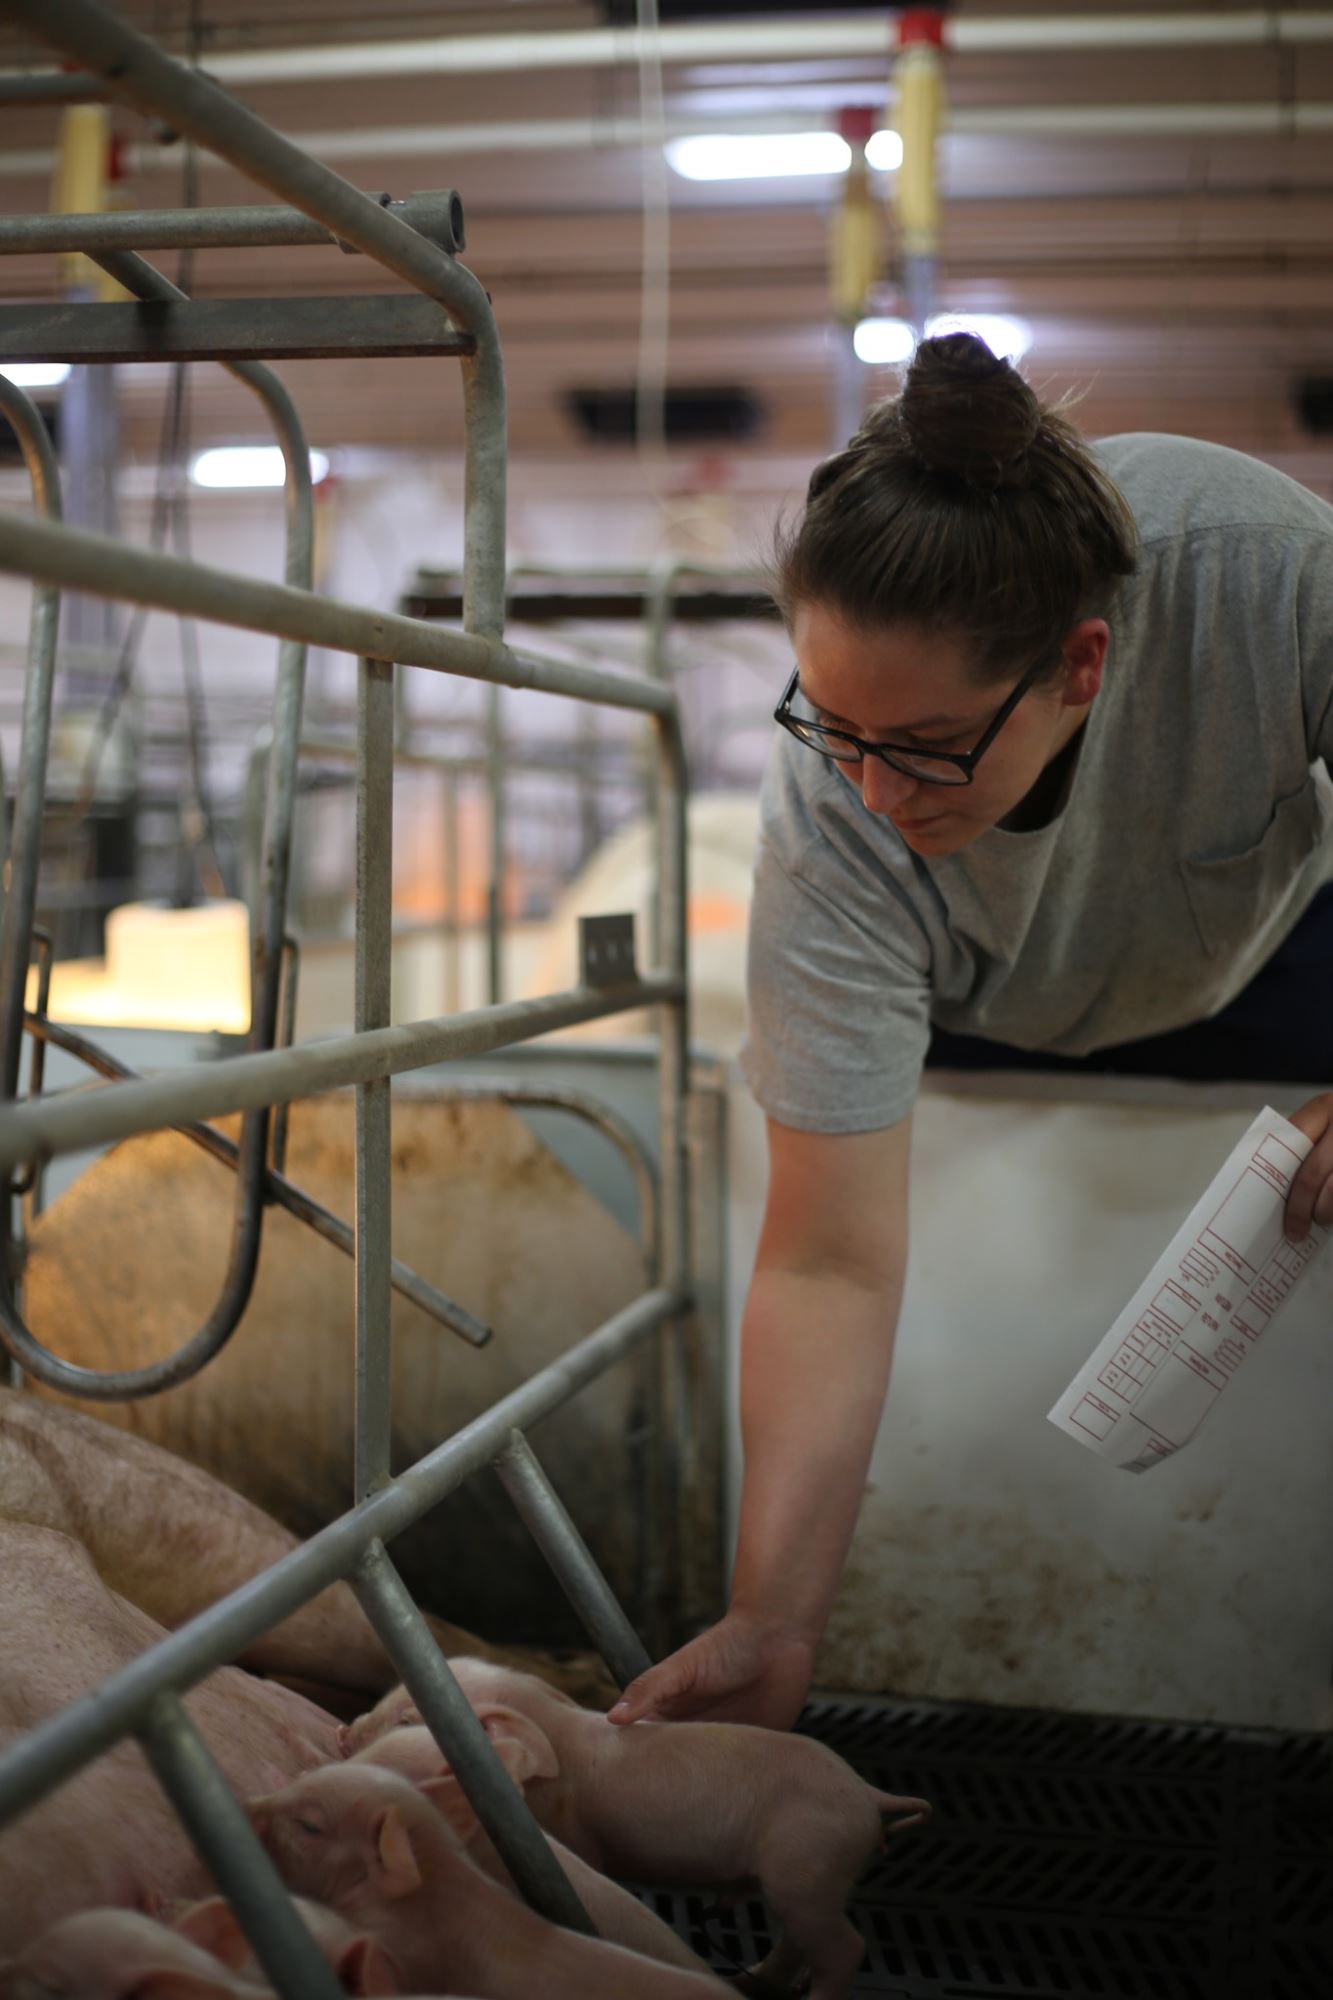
[[62, 0, 225, 906], [634, 0, 670, 508]]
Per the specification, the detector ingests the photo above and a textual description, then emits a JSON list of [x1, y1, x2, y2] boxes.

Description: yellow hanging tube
[[829, 107, 883, 326], [51, 103, 125, 301], [893, 8, 949, 333]]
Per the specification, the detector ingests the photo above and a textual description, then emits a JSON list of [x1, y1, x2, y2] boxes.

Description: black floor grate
[[634, 1694, 1333, 1999]]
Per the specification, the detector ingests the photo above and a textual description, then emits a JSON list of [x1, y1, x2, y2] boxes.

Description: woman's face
[[790, 602, 1106, 855]]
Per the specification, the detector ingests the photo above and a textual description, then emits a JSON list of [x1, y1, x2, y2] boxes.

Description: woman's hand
[[606, 1610, 817, 1732], [1284, 1093, 1333, 1240]]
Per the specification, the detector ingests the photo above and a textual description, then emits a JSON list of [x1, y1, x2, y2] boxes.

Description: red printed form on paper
[[1047, 1107, 1327, 1472]]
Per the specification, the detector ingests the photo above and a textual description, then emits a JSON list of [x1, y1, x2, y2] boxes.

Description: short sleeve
[[1296, 531, 1333, 765], [739, 835, 930, 1134]]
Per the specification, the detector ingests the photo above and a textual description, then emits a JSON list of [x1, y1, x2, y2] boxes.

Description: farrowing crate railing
[[0, 4, 695, 1996]]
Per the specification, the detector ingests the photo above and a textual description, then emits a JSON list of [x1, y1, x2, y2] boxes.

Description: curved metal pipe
[[0, 379, 62, 1109], [428, 1080, 658, 1274], [23, 1013, 492, 1349], [0, 250, 315, 1400], [16, 0, 511, 1011]]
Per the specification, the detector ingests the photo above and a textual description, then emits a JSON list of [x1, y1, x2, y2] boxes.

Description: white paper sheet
[[1048, 1106, 1327, 1472]]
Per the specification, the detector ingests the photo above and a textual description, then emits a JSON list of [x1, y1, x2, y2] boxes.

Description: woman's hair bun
[[898, 331, 1041, 491]]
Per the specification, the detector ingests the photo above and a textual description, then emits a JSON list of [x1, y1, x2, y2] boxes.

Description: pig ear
[[371, 1804, 423, 1899], [171, 1896, 249, 1969], [480, 1705, 560, 1784], [417, 1773, 480, 1843], [337, 1933, 401, 1996]]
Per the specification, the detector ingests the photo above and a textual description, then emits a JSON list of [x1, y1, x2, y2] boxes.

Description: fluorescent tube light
[[190, 445, 330, 489], [852, 317, 916, 365], [667, 131, 851, 180], [927, 312, 1034, 361], [0, 362, 71, 390]]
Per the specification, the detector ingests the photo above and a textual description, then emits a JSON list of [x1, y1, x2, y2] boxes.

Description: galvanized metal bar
[[0, 976, 681, 1177], [0, 189, 465, 256], [21, 1012, 491, 1348], [0, 1284, 679, 1829], [654, 704, 695, 1623], [486, 684, 504, 1005], [356, 659, 395, 1500], [15, 0, 509, 712], [352, 1541, 594, 1934], [443, 765, 463, 1013], [494, 1430, 653, 1687], [302, 734, 639, 784], [137, 1693, 343, 2000], [0, 376, 60, 1392], [0, 71, 105, 106], [12, 2, 491, 328], [0, 509, 675, 715], [0, 248, 316, 1402], [433, 1081, 657, 1266], [0, 379, 62, 1107], [0, 294, 475, 366], [270, 935, 299, 1179]]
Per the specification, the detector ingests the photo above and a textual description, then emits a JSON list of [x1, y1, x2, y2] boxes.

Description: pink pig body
[[349, 1725, 714, 1977], [349, 1658, 931, 1999], [0, 1525, 341, 1954], [249, 1761, 728, 2000], [0, 1907, 271, 1999]]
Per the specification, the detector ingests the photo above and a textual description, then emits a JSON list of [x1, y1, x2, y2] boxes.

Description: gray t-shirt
[[741, 433, 1333, 1134]]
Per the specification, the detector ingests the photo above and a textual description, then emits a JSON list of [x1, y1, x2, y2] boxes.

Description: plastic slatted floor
[[636, 1695, 1333, 2000]]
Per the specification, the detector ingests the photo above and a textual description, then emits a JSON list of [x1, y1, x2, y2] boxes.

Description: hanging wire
[[59, 0, 225, 906]]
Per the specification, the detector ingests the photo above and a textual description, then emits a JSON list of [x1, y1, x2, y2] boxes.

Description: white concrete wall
[[726, 1076, 1333, 1731]]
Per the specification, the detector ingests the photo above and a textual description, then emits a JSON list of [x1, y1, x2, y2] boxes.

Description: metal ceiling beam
[[0, 191, 466, 258], [5, 102, 1333, 186], [47, 12, 1333, 88], [5, 10, 1333, 96], [0, 295, 475, 364]]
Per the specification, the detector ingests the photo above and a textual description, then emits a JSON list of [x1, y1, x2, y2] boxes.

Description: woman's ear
[[1058, 618, 1109, 707]]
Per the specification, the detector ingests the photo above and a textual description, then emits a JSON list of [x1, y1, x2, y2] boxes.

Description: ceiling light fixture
[[190, 445, 330, 489], [0, 361, 71, 390], [853, 312, 1035, 367], [927, 311, 1034, 361], [667, 130, 852, 179], [852, 317, 916, 365], [667, 127, 902, 182], [864, 128, 904, 171]]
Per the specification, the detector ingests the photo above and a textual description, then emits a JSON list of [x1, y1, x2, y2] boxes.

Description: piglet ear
[[417, 1773, 479, 1844], [372, 1805, 423, 1899], [336, 1722, 353, 1757], [337, 1933, 401, 1996], [480, 1705, 560, 1784], [171, 1896, 248, 1969]]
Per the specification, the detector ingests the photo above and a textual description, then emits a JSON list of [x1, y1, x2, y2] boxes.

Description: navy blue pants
[[925, 884, 1333, 1085]]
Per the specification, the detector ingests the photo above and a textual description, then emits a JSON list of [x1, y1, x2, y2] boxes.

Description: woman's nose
[[859, 753, 920, 816]]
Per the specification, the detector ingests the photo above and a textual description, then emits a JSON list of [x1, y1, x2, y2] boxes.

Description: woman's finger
[[1284, 1096, 1333, 1240], [607, 1648, 704, 1726]]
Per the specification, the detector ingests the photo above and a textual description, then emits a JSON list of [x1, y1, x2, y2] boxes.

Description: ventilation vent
[[565, 384, 764, 446]]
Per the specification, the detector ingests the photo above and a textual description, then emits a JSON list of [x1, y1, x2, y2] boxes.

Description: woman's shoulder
[[1093, 432, 1333, 550]]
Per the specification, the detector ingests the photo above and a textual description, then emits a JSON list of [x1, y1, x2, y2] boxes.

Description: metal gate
[[0, 5, 700, 1993]]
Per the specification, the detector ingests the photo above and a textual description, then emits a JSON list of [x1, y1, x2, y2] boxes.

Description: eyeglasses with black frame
[[773, 657, 1050, 787]]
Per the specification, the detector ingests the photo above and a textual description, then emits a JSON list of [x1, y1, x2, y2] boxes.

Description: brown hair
[[775, 333, 1138, 683]]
